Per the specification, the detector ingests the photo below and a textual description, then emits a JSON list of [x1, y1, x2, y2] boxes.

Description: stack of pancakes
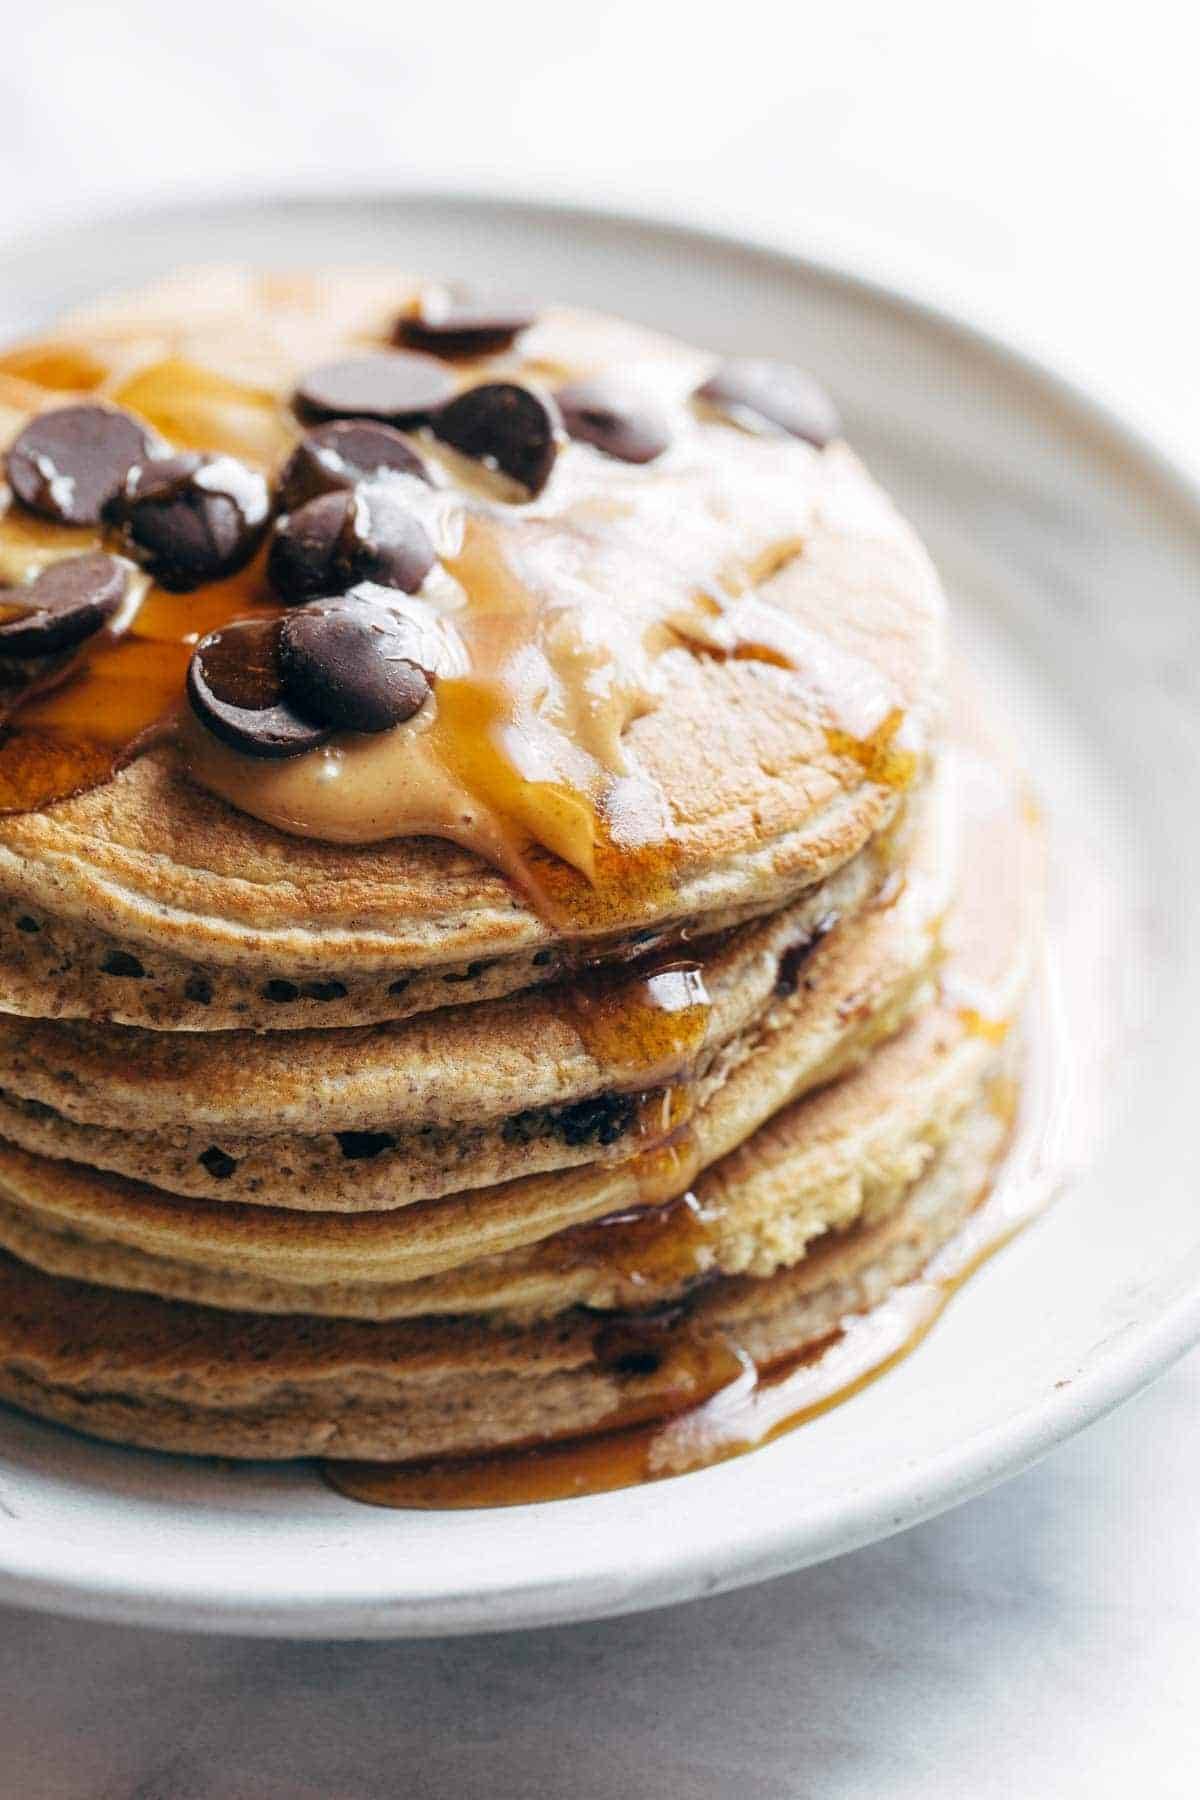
[[0, 272, 1040, 1466]]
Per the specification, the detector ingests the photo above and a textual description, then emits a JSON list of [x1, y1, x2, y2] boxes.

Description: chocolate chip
[[294, 354, 455, 426], [394, 290, 536, 358], [184, 974, 213, 1005], [276, 420, 430, 512], [15, 916, 40, 934], [5, 404, 155, 525], [695, 360, 841, 447], [556, 381, 671, 465], [442, 959, 494, 983], [187, 618, 330, 759], [432, 383, 559, 496], [336, 1129, 395, 1161], [776, 916, 836, 996], [101, 951, 145, 978], [554, 1092, 640, 1149], [387, 977, 411, 996], [268, 487, 435, 602], [302, 979, 348, 1002], [278, 596, 432, 734], [0, 552, 127, 658], [106, 454, 271, 591], [263, 979, 300, 1002], [199, 1146, 237, 1180]]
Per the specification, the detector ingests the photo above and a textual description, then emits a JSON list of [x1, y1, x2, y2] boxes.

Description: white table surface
[[2, 3, 1198, 1792]]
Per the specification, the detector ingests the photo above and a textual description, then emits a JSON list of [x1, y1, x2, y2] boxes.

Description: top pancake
[[0, 268, 945, 1029]]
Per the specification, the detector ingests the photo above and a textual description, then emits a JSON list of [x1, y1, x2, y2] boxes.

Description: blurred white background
[[3, 0, 1196, 462], [1, 5, 1198, 1796]]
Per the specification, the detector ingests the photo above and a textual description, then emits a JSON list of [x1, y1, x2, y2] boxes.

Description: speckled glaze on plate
[[0, 192, 1195, 1639]]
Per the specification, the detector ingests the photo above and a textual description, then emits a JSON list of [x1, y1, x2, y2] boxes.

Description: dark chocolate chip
[[101, 950, 145, 978], [187, 618, 330, 759], [278, 596, 432, 734], [0, 552, 127, 658], [432, 382, 559, 496], [276, 419, 430, 512], [302, 979, 348, 1001], [184, 974, 213, 1005], [106, 454, 271, 591], [199, 1146, 237, 1180], [5, 404, 155, 525], [294, 354, 455, 426], [554, 1092, 640, 1149], [775, 916, 836, 996], [15, 916, 40, 933], [387, 977, 411, 996], [695, 360, 841, 447], [336, 1129, 396, 1161], [394, 290, 536, 358], [556, 381, 671, 464], [442, 959, 493, 983], [267, 486, 435, 602], [263, 979, 300, 1002]]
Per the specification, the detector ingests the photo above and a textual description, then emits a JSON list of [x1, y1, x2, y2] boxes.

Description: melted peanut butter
[[0, 307, 921, 912]]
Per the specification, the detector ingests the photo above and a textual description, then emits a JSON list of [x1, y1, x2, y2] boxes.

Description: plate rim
[[0, 185, 1198, 1638]]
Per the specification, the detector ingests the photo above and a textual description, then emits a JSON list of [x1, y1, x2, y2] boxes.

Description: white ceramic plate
[[0, 194, 1196, 1639]]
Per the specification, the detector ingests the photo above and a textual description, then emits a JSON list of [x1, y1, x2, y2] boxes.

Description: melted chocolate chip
[[294, 354, 455, 426], [695, 359, 841, 447], [336, 1129, 396, 1161], [5, 404, 155, 526], [276, 419, 430, 512], [278, 596, 432, 734], [394, 290, 536, 358], [432, 382, 559, 497], [553, 1092, 640, 1148], [187, 618, 330, 759], [556, 381, 671, 465], [199, 1146, 237, 1180], [268, 487, 435, 602], [0, 552, 127, 657], [101, 951, 145, 978], [106, 454, 271, 592]]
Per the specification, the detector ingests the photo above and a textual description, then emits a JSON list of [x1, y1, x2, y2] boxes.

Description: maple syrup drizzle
[[324, 1119, 1047, 1511], [0, 543, 279, 814], [566, 960, 712, 1088]]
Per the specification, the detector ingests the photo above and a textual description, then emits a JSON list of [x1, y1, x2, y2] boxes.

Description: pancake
[[0, 775, 944, 1208], [0, 1081, 1010, 1462], [0, 269, 945, 1030], [0, 704, 1039, 1317], [0, 267, 1044, 1480]]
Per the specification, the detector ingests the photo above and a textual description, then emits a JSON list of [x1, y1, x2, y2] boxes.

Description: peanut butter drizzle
[[324, 1119, 1041, 1511], [0, 319, 919, 914]]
